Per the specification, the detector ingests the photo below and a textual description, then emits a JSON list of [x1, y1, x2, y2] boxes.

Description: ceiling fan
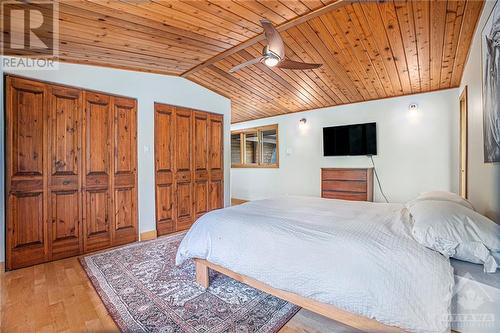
[[229, 20, 322, 73]]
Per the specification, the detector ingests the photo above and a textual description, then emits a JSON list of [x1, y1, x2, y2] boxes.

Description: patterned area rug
[[80, 232, 300, 333]]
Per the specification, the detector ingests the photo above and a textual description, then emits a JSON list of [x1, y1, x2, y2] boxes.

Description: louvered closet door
[[5, 77, 48, 270], [174, 107, 194, 231], [155, 103, 175, 236], [82, 92, 112, 252], [208, 114, 224, 210], [47, 85, 83, 260], [111, 97, 138, 245], [193, 111, 209, 220]]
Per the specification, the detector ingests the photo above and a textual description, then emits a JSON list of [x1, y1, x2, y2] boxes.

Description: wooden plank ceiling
[[4, 0, 484, 123]]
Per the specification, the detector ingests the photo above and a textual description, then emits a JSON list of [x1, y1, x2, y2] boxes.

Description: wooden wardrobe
[[5, 76, 138, 270], [155, 103, 224, 236]]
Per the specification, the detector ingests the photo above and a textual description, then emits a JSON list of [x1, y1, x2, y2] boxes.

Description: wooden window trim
[[231, 124, 279, 168]]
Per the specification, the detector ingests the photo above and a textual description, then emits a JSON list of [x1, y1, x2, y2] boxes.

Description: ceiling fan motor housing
[[262, 45, 281, 66]]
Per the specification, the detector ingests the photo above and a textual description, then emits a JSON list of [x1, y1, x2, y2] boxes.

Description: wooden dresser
[[321, 168, 374, 202]]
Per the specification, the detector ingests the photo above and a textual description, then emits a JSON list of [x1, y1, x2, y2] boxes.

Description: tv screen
[[323, 122, 377, 156]]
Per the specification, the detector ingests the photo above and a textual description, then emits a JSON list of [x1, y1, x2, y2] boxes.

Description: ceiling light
[[264, 56, 279, 67]]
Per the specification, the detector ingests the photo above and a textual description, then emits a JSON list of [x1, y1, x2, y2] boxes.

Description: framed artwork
[[482, 0, 500, 163]]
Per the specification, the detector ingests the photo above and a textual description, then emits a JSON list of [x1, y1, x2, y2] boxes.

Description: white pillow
[[408, 200, 500, 273], [408, 191, 475, 211]]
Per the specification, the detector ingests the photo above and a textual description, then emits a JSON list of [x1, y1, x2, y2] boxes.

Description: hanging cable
[[369, 155, 389, 203]]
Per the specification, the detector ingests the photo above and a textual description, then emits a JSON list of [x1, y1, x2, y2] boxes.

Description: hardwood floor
[[0, 256, 362, 333], [0, 259, 116, 333]]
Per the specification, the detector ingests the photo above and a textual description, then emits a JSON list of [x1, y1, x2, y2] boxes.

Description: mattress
[[176, 196, 454, 333]]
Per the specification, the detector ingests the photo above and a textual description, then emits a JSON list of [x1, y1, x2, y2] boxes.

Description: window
[[231, 124, 279, 168]]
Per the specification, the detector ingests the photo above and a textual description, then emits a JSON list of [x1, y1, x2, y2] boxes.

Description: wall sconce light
[[299, 118, 308, 131], [408, 103, 419, 112]]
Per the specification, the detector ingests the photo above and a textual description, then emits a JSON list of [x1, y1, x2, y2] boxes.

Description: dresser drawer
[[322, 180, 367, 192], [322, 190, 368, 201], [322, 169, 367, 181], [321, 168, 373, 202]]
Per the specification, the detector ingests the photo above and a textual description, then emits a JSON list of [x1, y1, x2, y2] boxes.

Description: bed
[[176, 196, 455, 333]]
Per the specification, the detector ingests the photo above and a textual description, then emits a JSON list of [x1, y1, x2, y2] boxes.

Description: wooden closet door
[[208, 114, 224, 210], [193, 111, 209, 220], [82, 92, 112, 252], [174, 107, 193, 231], [47, 85, 83, 260], [6, 77, 48, 270], [111, 97, 138, 245], [155, 103, 175, 236]]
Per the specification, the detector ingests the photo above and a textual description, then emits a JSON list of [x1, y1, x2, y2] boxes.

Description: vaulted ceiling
[[4, 0, 484, 123]]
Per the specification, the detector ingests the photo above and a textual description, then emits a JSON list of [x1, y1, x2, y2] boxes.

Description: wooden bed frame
[[194, 258, 407, 333]]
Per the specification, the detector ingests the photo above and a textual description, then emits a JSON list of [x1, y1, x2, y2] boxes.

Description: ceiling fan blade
[[276, 59, 322, 70], [229, 56, 264, 73], [260, 19, 285, 59]]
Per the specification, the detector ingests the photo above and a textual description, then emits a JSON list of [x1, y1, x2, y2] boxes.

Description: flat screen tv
[[323, 122, 377, 156]]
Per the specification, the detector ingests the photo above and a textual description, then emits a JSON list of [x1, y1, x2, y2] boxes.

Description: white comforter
[[176, 196, 454, 333]]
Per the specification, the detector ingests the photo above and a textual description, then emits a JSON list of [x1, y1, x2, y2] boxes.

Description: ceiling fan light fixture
[[264, 56, 280, 67]]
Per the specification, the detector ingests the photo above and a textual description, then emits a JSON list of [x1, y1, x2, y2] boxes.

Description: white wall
[[231, 89, 459, 204], [0, 58, 232, 262], [459, 0, 499, 224]]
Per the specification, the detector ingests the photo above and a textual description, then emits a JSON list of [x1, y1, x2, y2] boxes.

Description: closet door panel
[[174, 108, 193, 230], [176, 182, 192, 231], [83, 92, 112, 251], [114, 188, 134, 230], [156, 184, 174, 234], [194, 181, 209, 217], [85, 93, 110, 178], [155, 104, 175, 236], [11, 86, 45, 176], [208, 114, 224, 210], [50, 190, 80, 259], [208, 115, 223, 172], [112, 97, 138, 245], [175, 109, 192, 174], [193, 111, 209, 219], [85, 190, 109, 235], [9, 192, 46, 267], [194, 112, 208, 171], [49, 87, 80, 177], [6, 77, 48, 270], [209, 181, 224, 210], [47, 85, 83, 259]]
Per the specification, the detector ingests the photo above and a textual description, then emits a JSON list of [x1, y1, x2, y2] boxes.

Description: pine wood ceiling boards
[[3, 0, 484, 123]]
